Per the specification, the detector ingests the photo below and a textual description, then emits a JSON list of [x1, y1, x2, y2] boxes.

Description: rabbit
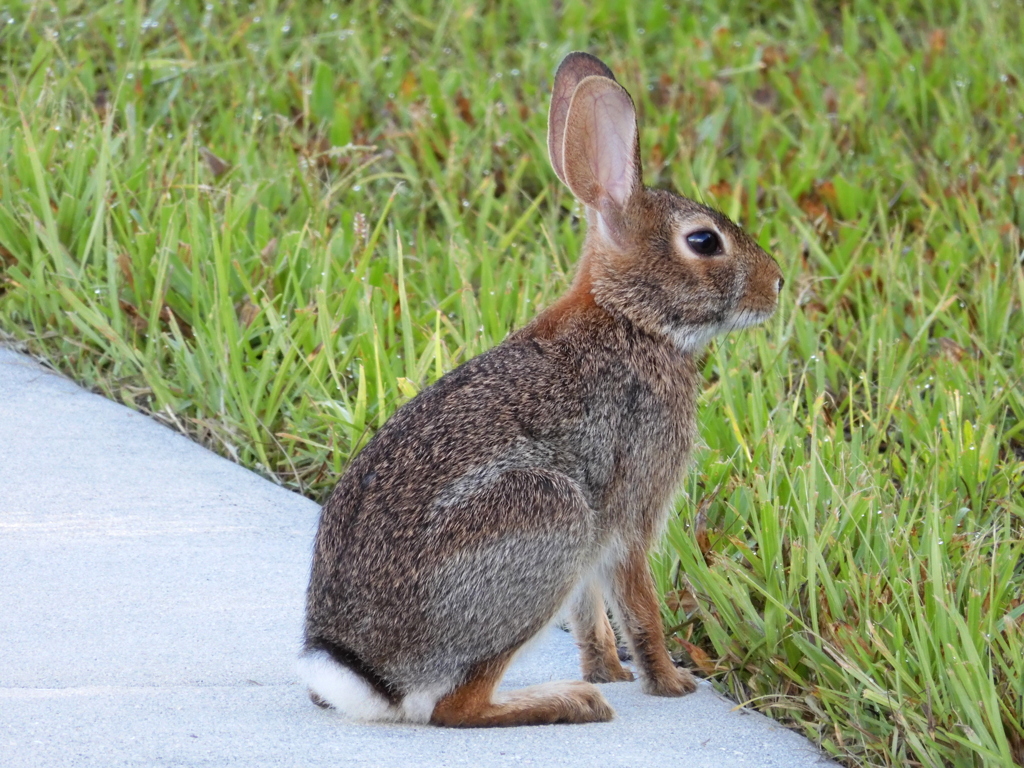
[[298, 51, 783, 727]]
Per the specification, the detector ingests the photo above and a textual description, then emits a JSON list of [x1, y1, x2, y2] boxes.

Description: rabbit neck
[[528, 252, 601, 340]]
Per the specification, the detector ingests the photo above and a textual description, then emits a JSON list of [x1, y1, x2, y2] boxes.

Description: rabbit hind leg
[[430, 648, 614, 727]]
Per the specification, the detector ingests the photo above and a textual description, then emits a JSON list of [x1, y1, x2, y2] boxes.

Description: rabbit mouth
[[727, 306, 777, 331], [663, 305, 776, 353]]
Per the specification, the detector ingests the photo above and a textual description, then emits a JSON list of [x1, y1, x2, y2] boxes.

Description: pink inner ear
[[548, 53, 618, 185], [562, 76, 638, 212], [584, 88, 637, 209]]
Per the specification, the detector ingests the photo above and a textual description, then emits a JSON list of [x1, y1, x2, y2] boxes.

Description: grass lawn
[[2, 1, 1023, 764]]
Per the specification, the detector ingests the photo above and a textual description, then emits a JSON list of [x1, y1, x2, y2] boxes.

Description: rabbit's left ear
[[561, 74, 642, 242], [548, 52, 617, 186]]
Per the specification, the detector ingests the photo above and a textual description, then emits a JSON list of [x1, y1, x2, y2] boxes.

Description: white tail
[[296, 650, 443, 724]]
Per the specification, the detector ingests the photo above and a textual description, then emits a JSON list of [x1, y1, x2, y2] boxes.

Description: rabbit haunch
[[300, 52, 782, 727]]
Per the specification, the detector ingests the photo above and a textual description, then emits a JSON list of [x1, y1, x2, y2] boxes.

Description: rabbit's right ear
[[548, 52, 617, 186], [561, 75, 641, 246]]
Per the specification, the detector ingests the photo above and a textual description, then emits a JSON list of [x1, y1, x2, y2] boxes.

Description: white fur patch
[[400, 686, 447, 724], [297, 650, 445, 724], [664, 305, 774, 354], [297, 649, 396, 722], [662, 323, 722, 355]]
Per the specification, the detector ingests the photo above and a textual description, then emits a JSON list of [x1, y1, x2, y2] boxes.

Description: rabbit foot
[[492, 681, 615, 726], [641, 666, 698, 697], [583, 661, 635, 684], [432, 677, 614, 727]]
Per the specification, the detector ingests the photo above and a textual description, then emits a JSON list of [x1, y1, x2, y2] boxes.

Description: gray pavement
[[0, 346, 838, 767]]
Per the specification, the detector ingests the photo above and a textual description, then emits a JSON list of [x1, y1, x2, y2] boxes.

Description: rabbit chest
[[540, 322, 701, 546]]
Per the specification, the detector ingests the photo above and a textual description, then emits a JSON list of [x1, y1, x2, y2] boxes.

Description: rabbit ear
[[548, 52, 617, 186], [561, 75, 641, 230]]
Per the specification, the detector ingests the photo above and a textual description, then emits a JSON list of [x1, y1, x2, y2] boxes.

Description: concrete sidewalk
[[0, 346, 837, 767]]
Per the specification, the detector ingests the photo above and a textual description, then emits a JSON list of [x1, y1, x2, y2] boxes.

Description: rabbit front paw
[[583, 661, 635, 684], [642, 666, 697, 697]]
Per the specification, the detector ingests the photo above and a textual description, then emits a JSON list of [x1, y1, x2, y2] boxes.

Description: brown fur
[[301, 52, 782, 727], [530, 265, 597, 339], [430, 649, 614, 727], [611, 549, 697, 696]]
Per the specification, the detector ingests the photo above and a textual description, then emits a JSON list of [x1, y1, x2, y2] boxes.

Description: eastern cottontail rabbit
[[299, 52, 783, 727]]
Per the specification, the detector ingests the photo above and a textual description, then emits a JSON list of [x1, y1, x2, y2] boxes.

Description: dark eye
[[686, 230, 721, 256]]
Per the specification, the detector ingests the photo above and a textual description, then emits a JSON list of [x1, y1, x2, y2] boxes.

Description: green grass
[[2, 1, 1023, 764]]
